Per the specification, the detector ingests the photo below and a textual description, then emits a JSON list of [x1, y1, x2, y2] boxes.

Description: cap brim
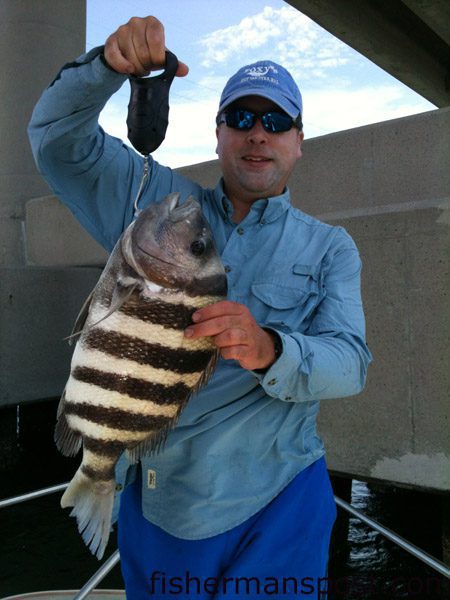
[[219, 87, 299, 119]]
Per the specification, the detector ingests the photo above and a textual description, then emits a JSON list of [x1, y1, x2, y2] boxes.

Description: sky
[[86, 0, 435, 168]]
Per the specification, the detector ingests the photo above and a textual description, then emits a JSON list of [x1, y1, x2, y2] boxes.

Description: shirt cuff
[[52, 45, 127, 94], [80, 46, 128, 88], [253, 329, 312, 401]]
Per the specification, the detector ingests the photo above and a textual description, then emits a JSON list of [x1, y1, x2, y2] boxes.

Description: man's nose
[[246, 118, 268, 143]]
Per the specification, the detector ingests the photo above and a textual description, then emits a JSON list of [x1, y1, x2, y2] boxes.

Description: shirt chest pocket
[[250, 264, 322, 333]]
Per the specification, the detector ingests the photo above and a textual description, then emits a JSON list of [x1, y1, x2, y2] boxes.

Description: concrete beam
[[402, 0, 450, 46], [25, 196, 108, 267], [287, 0, 450, 107], [0, 267, 101, 405], [318, 205, 450, 492], [0, 1, 85, 268]]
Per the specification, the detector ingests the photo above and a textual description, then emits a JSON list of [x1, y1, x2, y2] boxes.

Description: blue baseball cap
[[218, 60, 302, 119]]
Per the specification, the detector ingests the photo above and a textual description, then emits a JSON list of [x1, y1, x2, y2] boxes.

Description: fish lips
[[185, 272, 228, 298]]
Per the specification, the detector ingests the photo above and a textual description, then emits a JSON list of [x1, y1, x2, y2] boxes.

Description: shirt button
[[268, 378, 277, 386], [115, 483, 123, 492], [237, 227, 244, 235], [285, 396, 292, 401], [224, 265, 231, 273]]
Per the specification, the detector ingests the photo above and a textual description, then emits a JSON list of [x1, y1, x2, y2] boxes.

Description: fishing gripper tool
[[127, 50, 179, 216]]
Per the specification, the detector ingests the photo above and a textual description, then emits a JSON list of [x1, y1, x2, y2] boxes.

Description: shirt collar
[[213, 179, 291, 225]]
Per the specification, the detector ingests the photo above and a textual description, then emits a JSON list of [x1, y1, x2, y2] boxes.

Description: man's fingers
[[175, 61, 189, 77], [184, 300, 277, 371], [185, 315, 244, 339], [186, 301, 254, 341], [104, 36, 135, 74], [143, 17, 166, 69], [103, 16, 188, 77], [119, 31, 148, 76], [192, 301, 246, 323]]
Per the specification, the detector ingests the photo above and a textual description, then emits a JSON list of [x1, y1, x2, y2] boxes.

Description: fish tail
[[61, 468, 115, 560]]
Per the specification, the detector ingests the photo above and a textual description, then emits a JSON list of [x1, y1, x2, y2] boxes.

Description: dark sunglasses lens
[[224, 109, 293, 132], [261, 112, 293, 132], [225, 110, 254, 130]]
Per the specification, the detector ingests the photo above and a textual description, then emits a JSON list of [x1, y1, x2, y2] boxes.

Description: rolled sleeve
[[256, 235, 372, 402]]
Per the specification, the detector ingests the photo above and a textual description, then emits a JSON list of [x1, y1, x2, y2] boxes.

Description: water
[[328, 481, 449, 599], [0, 402, 448, 599]]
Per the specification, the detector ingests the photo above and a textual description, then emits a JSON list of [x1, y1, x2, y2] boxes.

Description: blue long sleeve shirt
[[28, 47, 372, 539]]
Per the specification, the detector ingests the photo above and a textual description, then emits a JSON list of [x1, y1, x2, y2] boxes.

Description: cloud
[[199, 8, 283, 67], [199, 5, 353, 77]]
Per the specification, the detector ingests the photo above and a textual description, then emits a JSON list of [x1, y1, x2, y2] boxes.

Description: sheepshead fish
[[55, 193, 227, 559]]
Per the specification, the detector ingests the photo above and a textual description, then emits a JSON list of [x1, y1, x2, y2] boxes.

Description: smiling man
[[215, 93, 304, 222], [28, 15, 371, 599]]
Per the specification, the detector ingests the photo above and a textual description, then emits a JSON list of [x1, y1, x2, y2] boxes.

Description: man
[[29, 15, 371, 600]]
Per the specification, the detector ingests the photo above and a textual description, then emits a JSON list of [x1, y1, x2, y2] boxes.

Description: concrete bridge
[[1, 0, 449, 553]]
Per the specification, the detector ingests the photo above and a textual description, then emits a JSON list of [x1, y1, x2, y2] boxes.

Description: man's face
[[216, 95, 304, 218]]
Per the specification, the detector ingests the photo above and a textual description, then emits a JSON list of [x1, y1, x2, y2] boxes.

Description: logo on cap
[[244, 65, 279, 78]]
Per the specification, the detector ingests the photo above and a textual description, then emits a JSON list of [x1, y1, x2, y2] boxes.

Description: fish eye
[[190, 239, 206, 257]]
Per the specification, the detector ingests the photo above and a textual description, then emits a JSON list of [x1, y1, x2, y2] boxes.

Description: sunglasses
[[216, 109, 302, 133]]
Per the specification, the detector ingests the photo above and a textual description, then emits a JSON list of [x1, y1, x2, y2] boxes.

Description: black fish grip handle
[[126, 50, 179, 155]]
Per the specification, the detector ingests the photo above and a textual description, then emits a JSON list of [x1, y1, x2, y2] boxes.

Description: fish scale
[[55, 192, 227, 559]]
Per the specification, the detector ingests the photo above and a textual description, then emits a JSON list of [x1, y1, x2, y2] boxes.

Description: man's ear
[[215, 127, 220, 154], [297, 130, 304, 158]]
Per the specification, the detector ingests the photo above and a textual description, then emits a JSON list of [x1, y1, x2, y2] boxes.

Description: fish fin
[[111, 280, 139, 313], [55, 390, 82, 457], [63, 330, 83, 344], [191, 349, 220, 395], [65, 287, 96, 345], [61, 469, 115, 560], [126, 426, 175, 462], [87, 281, 139, 330], [66, 280, 139, 343]]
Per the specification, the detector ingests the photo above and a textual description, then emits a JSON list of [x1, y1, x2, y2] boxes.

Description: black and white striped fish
[[55, 193, 227, 559]]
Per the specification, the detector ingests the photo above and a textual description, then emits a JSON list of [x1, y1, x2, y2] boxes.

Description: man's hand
[[104, 16, 189, 77], [185, 301, 277, 371]]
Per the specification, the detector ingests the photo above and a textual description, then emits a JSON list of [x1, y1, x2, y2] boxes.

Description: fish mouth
[[168, 195, 199, 222]]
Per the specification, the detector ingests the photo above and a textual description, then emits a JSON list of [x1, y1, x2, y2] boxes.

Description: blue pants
[[118, 457, 336, 599]]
